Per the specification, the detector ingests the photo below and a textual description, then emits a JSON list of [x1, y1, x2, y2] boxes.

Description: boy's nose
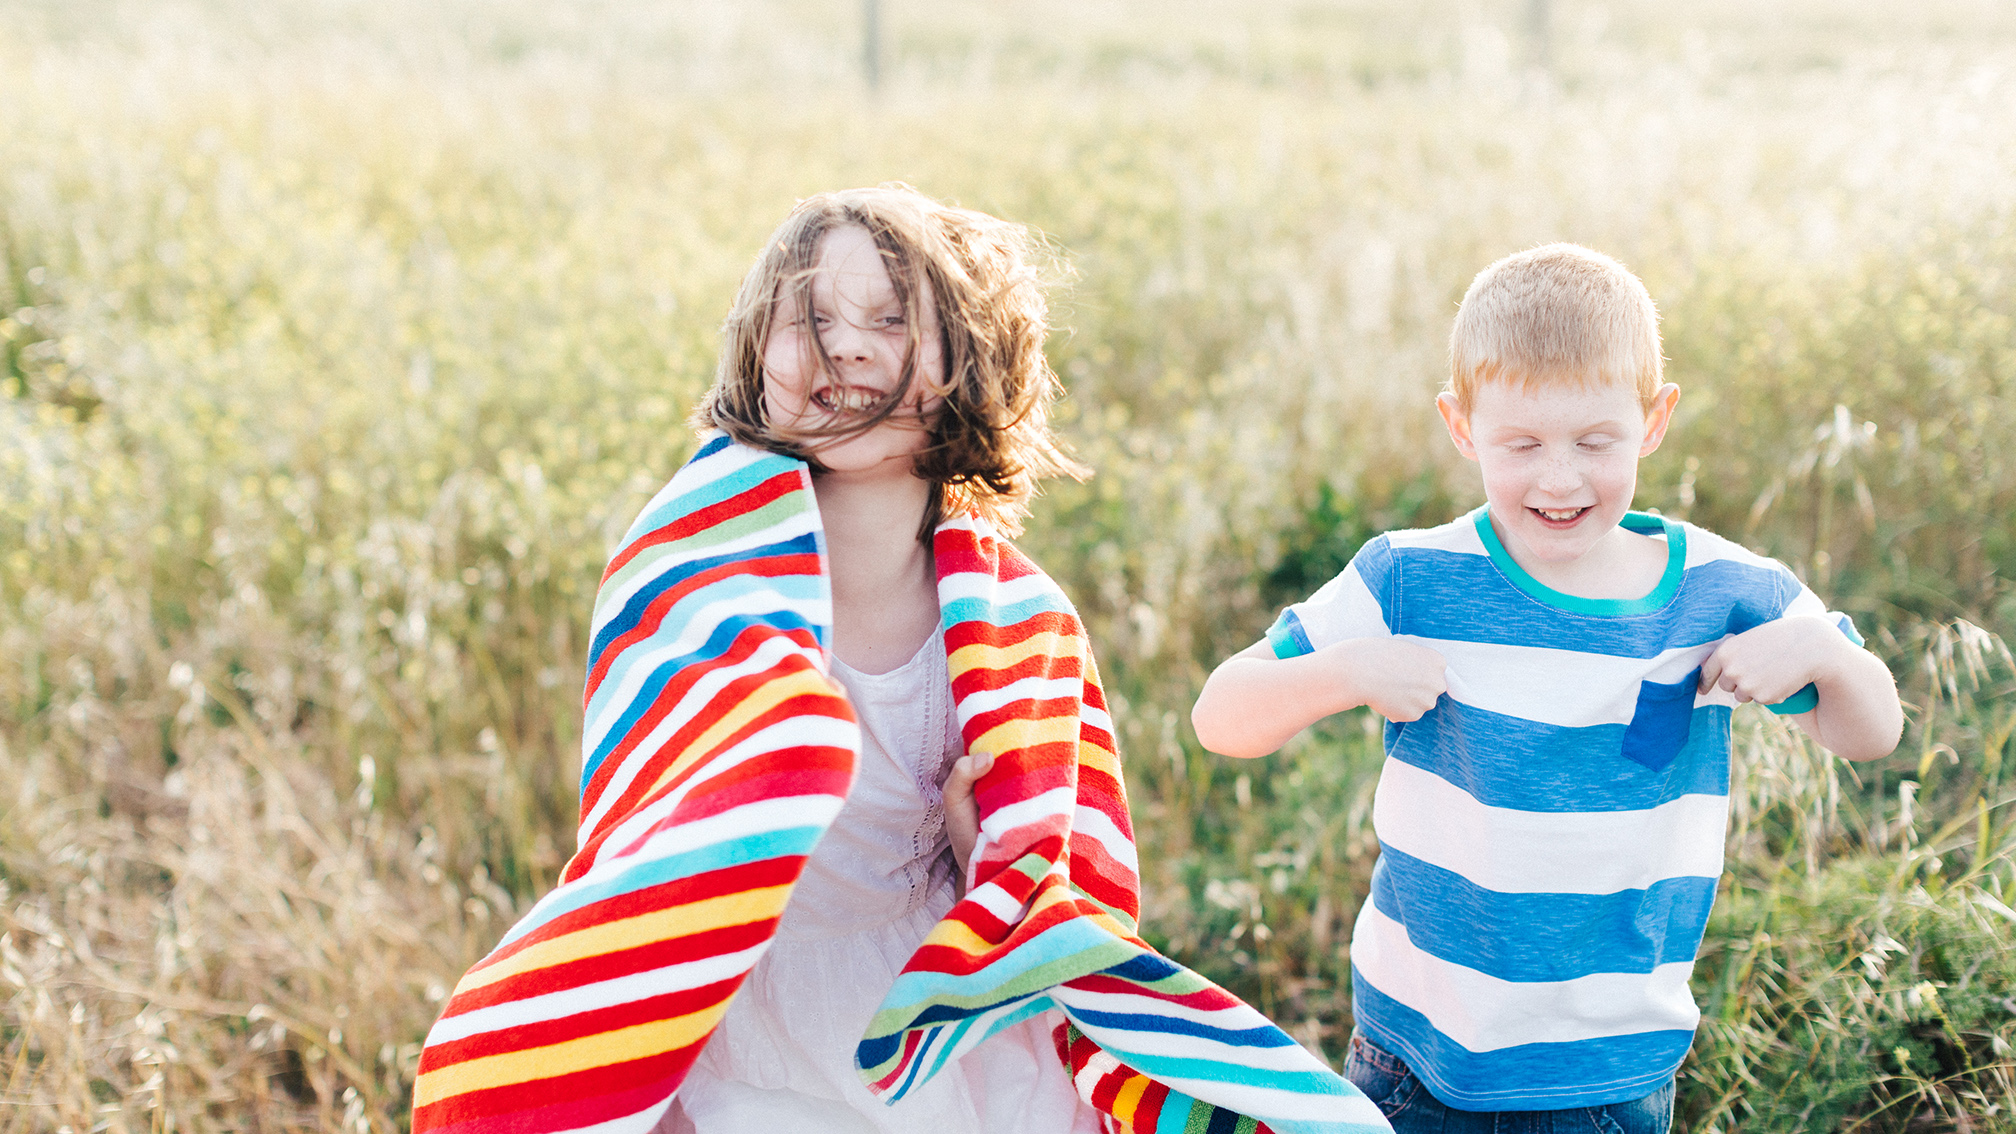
[[1536, 457, 1582, 494]]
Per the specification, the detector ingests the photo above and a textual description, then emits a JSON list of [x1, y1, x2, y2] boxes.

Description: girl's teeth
[[816, 388, 876, 413], [1539, 508, 1585, 521]]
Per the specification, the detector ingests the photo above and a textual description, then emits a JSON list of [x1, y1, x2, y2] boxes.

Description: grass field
[[2, 1, 2014, 1130]]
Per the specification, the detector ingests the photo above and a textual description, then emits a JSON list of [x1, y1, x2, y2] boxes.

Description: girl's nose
[[824, 317, 873, 361]]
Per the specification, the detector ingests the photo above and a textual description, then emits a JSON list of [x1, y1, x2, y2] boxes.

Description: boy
[[1191, 244, 1903, 1132]]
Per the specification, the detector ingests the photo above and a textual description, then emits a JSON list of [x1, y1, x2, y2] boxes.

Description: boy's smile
[[1534, 506, 1592, 525], [1438, 378, 1680, 596]]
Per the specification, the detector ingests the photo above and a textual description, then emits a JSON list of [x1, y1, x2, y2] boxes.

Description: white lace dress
[[668, 626, 1102, 1134]]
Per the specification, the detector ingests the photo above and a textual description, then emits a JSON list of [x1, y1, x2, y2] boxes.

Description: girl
[[411, 186, 1387, 1134]]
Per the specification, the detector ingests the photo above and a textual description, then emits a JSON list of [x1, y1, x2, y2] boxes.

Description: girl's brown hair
[[693, 184, 1086, 538]]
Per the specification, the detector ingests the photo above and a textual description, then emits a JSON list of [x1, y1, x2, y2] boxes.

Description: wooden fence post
[[1528, 0, 1551, 70], [864, 0, 882, 90]]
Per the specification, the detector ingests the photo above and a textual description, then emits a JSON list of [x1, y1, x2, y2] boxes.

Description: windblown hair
[[1447, 243, 1664, 413], [693, 183, 1086, 539]]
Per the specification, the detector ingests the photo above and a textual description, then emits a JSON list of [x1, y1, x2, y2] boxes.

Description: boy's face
[[1437, 379, 1680, 569]]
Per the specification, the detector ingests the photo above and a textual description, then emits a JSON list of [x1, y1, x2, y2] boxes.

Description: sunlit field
[[3, 0, 2014, 1130]]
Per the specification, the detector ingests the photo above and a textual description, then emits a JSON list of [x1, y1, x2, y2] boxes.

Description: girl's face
[[762, 224, 945, 476]]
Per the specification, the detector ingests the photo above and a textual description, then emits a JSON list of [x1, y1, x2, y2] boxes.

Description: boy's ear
[[1437, 392, 1478, 460], [1638, 383, 1682, 456]]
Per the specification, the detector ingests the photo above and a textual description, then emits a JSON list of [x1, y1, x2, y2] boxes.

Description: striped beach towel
[[412, 434, 1388, 1134]]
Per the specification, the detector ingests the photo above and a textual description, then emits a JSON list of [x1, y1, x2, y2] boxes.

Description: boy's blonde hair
[[1447, 243, 1663, 413], [694, 184, 1085, 539]]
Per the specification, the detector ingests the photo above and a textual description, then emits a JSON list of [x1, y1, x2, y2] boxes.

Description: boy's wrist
[[1813, 633, 1887, 694], [1316, 638, 1375, 714], [1749, 615, 1858, 695], [1799, 620, 1865, 689]]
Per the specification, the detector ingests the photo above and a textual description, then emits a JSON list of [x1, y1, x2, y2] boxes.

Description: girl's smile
[[811, 383, 885, 414]]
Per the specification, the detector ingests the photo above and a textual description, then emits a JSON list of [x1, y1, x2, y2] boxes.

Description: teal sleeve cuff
[[1265, 611, 1314, 659], [1768, 683, 1819, 715]]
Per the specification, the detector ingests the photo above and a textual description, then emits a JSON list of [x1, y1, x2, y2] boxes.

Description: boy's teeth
[[1538, 508, 1585, 521]]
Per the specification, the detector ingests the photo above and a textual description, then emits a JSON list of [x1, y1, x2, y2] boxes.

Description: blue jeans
[[1343, 1033, 1676, 1134]]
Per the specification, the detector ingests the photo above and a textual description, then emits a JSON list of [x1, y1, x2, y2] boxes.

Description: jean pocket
[[1588, 1076, 1677, 1134], [1620, 670, 1699, 771], [1343, 1034, 1423, 1115]]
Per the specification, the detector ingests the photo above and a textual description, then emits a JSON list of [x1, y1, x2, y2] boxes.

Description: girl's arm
[[1191, 637, 1449, 760]]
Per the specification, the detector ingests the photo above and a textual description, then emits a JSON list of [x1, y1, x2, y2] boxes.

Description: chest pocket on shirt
[[1621, 669, 1700, 771]]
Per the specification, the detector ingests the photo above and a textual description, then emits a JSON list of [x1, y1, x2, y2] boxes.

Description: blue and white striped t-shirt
[[1267, 506, 1861, 1111]]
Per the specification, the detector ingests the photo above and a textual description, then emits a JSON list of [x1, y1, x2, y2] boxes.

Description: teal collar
[[1471, 506, 1686, 616]]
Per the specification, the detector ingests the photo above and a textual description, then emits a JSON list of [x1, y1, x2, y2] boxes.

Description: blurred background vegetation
[[2, 0, 2013, 1130]]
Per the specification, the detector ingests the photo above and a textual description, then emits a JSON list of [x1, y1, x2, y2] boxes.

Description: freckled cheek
[[1589, 458, 1640, 505], [1476, 464, 1531, 507]]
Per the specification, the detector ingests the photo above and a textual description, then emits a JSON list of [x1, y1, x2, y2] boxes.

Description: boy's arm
[[1192, 636, 1448, 760], [1699, 615, 1903, 762]]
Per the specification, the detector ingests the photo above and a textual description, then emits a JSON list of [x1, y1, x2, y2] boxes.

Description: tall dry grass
[[2, 1, 2014, 1130]]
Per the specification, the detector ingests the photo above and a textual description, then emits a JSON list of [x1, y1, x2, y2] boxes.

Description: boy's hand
[[1194, 635, 1449, 758], [1334, 637, 1449, 723], [1701, 615, 1903, 762], [1698, 615, 1851, 706]]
